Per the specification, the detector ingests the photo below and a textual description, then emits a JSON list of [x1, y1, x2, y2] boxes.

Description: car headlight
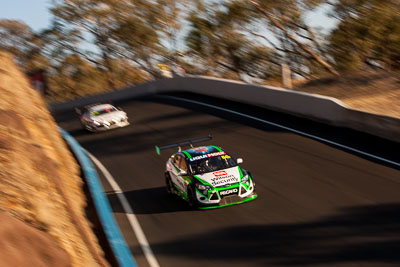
[[195, 183, 211, 191], [195, 183, 212, 196], [93, 120, 101, 126], [242, 174, 251, 187]]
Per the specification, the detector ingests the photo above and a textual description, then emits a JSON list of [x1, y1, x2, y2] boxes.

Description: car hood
[[195, 166, 240, 187], [90, 111, 126, 122]]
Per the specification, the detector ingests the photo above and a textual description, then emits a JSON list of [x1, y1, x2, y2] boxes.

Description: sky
[[1, 0, 338, 33], [1, 0, 52, 32], [305, 4, 338, 34]]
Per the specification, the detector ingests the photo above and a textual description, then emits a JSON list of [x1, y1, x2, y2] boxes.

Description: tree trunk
[[248, 0, 339, 76], [102, 51, 116, 90]]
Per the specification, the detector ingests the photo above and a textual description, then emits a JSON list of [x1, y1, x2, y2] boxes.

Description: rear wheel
[[165, 172, 174, 195]]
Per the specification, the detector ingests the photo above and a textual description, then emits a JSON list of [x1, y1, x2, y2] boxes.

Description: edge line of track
[[84, 148, 161, 267]]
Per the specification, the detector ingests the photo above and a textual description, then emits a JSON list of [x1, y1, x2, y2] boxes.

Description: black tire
[[82, 121, 94, 132], [187, 185, 198, 208], [81, 121, 87, 130], [165, 172, 174, 195]]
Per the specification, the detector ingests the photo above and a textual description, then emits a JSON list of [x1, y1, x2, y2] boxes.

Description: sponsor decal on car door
[[171, 155, 187, 193], [170, 163, 183, 191]]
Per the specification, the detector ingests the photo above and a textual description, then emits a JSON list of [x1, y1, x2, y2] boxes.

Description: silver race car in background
[[76, 103, 129, 132]]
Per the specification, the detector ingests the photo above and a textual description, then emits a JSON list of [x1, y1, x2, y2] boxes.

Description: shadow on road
[[107, 185, 400, 265], [107, 186, 192, 214], [126, 202, 399, 266]]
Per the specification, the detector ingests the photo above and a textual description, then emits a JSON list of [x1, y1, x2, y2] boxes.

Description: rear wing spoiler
[[155, 135, 212, 155]]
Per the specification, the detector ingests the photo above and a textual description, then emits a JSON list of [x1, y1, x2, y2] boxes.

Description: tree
[[185, 0, 339, 79], [48, 54, 147, 101], [0, 19, 51, 76], [50, 0, 186, 81], [185, 1, 279, 80], [246, 0, 339, 76], [328, 0, 400, 71], [0, 19, 33, 60], [50, 0, 128, 88]]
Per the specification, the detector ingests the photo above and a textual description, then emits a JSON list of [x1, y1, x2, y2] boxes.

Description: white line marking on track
[[84, 149, 161, 267], [162, 95, 400, 168]]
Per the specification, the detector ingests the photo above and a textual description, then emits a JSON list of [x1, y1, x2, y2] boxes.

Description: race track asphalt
[[53, 94, 400, 267]]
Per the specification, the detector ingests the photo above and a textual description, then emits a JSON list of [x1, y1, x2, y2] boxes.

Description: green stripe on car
[[193, 175, 213, 187], [182, 151, 191, 158], [210, 145, 222, 152], [238, 166, 244, 179]]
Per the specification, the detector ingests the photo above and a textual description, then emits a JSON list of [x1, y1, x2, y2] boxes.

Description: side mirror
[[236, 158, 243, 164]]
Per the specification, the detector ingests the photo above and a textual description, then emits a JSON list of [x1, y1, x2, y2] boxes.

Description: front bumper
[[198, 193, 258, 209], [88, 120, 129, 132], [195, 180, 257, 209]]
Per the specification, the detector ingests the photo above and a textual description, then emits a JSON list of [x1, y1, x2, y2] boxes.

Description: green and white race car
[[156, 136, 257, 209]]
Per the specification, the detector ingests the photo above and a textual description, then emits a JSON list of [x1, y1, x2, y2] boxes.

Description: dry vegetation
[[0, 52, 109, 267], [294, 71, 400, 118]]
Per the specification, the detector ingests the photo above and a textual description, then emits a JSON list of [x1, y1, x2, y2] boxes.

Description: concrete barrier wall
[[50, 76, 400, 143], [345, 109, 400, 143], [156, 77, 350, 124]]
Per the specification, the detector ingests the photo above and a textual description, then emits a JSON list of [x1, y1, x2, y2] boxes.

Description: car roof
[[181, 145, 224, 158]]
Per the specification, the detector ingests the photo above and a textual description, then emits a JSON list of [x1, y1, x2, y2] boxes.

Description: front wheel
[[82, 121, 95, 132], [187, 185, 198, 208]]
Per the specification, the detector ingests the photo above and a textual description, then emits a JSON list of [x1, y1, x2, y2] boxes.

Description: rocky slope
[[0, 51, 109, 266]]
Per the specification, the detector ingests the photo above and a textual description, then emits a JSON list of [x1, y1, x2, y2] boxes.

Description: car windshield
[[91, 107, 118, 116], [189, 155, 237, 174]]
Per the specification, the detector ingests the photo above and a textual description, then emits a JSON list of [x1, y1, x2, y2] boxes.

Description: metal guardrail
[[60, 128, 137, 267]]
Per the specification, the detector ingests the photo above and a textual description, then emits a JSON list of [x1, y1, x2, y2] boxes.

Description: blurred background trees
[[329, 0, 400, 71], [0, 0, 398, 101]]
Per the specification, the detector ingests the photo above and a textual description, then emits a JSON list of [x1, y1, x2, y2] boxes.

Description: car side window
[[173, 154, 181, 167], [178, 157, 188, 173], [173, 154, 188, 173]]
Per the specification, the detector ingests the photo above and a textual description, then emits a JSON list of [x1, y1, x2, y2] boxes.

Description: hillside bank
[[295, 71, 400, 118], [0, 51, 109, 267]]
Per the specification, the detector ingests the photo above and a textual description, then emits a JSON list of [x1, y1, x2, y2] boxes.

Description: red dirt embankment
[[0, 51, 110, 266]]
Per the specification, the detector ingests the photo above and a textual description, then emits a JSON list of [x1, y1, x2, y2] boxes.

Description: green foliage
[[0, 19, 47, 72], [0, 19, 33, 58], [184, 0, 341, 78], [2, 0, 398, 102], [329, 0, 400, 71], [43, 0, 185, 99], [48, 54, 147, 102], [49, 0, 186, 80], [185, 1, 280, 80]]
